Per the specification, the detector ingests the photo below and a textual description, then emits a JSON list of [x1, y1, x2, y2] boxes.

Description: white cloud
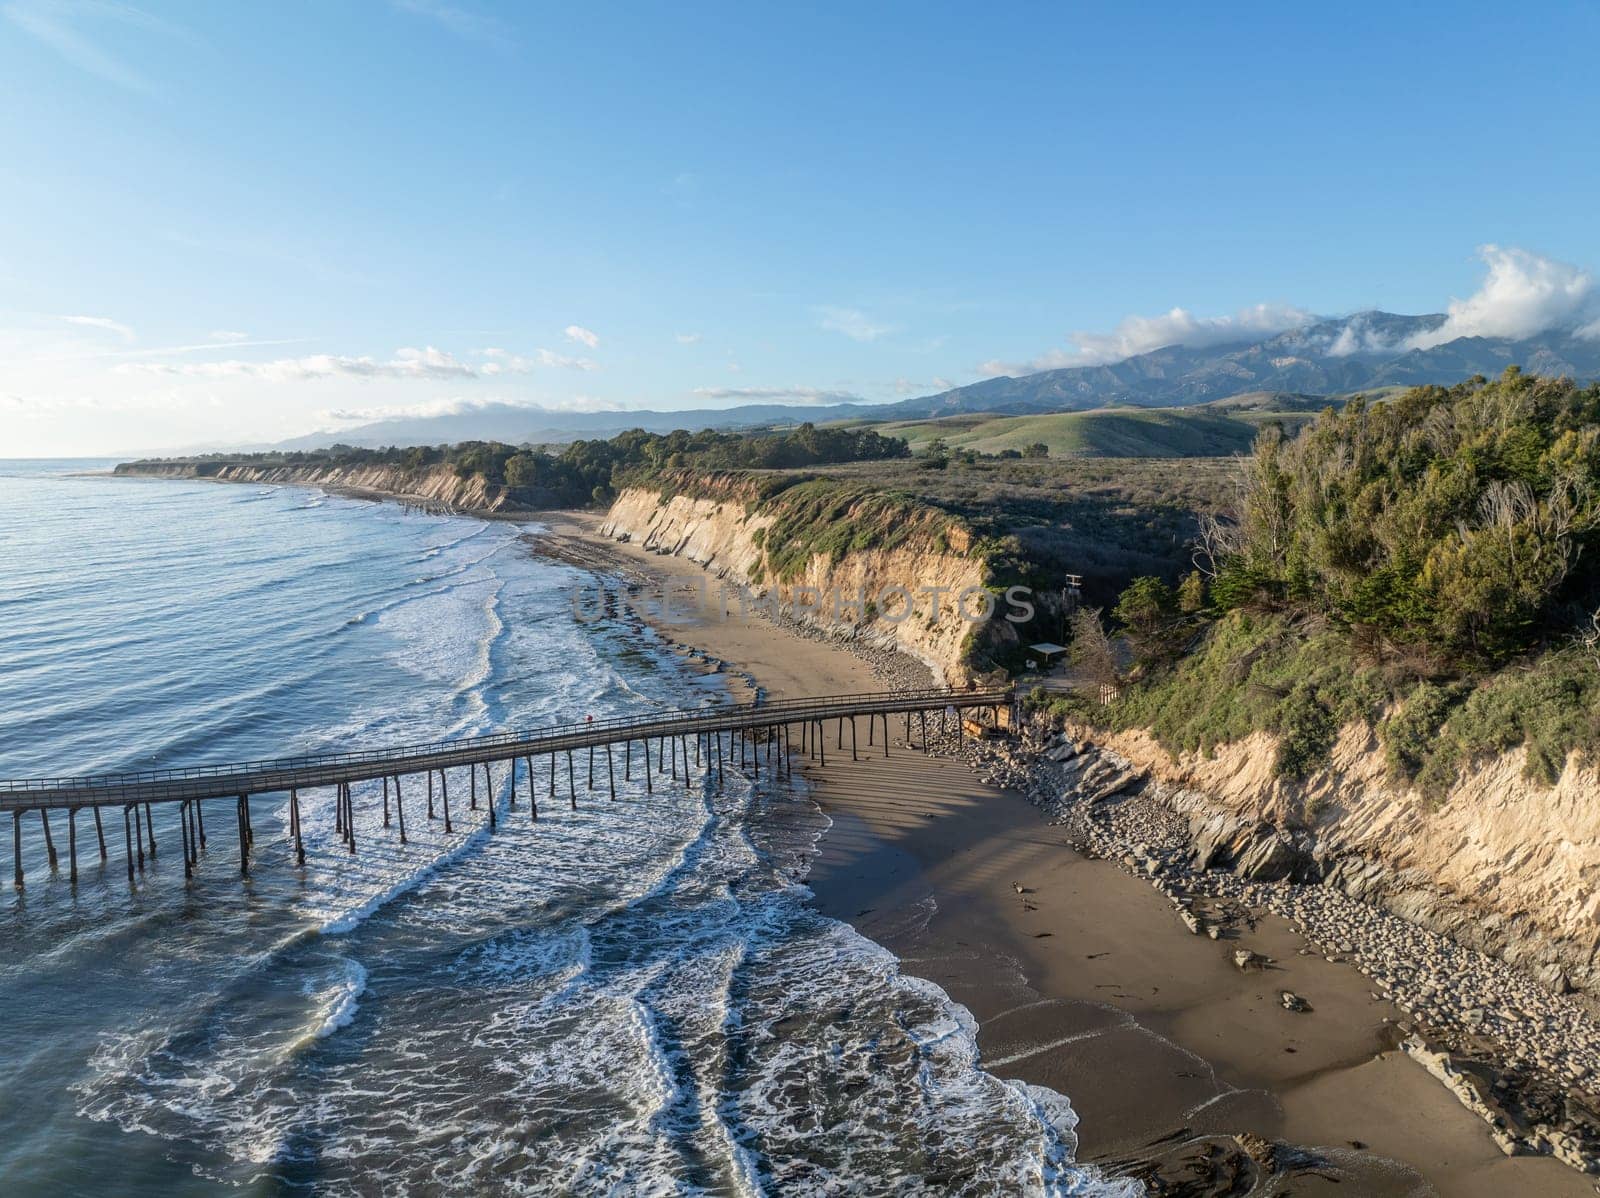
[[0, 0, 178, 91], [564, 324, 600, 348], [319, 394, 624, 426], [1407, 245, 1597, 349], [119, 345, 476, 382], [817, 306, 893, 342], [60, 313, 135, 342], [479, 346, 596, 373], [675, 332, 702, 345], [208, 329, 250, 342], [390, 0, 511, 46], [692, 385, 864, 405], [982, 303, 1312, 376]]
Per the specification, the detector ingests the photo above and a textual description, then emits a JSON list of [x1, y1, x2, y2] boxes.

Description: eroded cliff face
[[1076, 718, 1600, 996], [600, 484, 1006, 683], [114, 462, 517, 513]]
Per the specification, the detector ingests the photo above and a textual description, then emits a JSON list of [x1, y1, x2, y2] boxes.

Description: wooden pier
[[2, 686, 1015, 891]]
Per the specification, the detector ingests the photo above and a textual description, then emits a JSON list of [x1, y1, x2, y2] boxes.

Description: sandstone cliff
[[114, 461, 520, 513], [599, 478, 1009, 683], [1070, 716, 1600, 997]]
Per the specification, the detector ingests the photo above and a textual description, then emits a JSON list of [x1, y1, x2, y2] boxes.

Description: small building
[[1026, 642, 1069, 673]]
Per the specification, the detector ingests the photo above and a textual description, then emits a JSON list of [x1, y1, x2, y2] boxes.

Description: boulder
[[1236, 832, 1299, 882]]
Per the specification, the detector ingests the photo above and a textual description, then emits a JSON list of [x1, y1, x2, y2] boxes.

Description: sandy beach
[[536, 509, 1595, 1196]]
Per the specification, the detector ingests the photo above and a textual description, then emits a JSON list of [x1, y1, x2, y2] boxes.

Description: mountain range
[[277, 311, 1600, 450]]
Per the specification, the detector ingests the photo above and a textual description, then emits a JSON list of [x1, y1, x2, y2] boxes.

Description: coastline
[[537, 508, 1598, 1197]]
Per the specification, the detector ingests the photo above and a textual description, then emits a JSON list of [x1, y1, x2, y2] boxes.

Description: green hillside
[[868, 407, 1279, 458]]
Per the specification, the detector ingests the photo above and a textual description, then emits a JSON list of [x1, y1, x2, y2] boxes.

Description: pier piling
[[68, 808, 78, 884], [40, 809, 57, 872], [94, 806, 107, 860], [395, 776, 407, 844], [13, 811, 22, 889]]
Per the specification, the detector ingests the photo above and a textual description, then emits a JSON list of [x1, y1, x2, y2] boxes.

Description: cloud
[[390, 0, 510, 46], [2, 0, 188, 91], [981, 303, 1312, 376], [1407, 245, 1597, 350], [319, 394, 624, 426], [692, 385, 865, 405], [563, 324, 600, 349], [675, 332, 702, 345], [208, 329, 250, 343], [817, 306, 893, 342], [479, 346, 596, 373], [115, 343, 600, 381], [119, 346, 476, 382], [60, 313, 135, 342]]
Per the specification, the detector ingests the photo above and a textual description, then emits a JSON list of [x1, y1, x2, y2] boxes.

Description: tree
[[1177, 570, 1206, 614], [1023, 441, 1049, 459], [1068, 607, 1119, 689], [1114, 576, 1183, 666]]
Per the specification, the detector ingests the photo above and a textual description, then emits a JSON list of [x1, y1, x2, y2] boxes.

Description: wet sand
[[538, 509, 1594, 1196]]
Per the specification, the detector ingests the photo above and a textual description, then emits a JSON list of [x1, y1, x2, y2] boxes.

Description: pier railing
[[0, 686, 1015, 811]]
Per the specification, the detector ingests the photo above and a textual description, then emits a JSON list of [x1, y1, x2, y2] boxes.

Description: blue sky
[[5, 1, 1600, 454]]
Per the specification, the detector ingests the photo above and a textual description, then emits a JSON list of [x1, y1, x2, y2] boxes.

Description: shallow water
[[0, 461, 1128, 1195]]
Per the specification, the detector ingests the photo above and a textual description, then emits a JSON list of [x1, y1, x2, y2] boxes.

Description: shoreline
[[538, 507, 1599, 1196]]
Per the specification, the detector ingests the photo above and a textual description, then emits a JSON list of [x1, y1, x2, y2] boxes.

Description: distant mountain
[[889, 312, 1600, 418], [269, 311, 1600, 450], [271, 400, 880, 452]]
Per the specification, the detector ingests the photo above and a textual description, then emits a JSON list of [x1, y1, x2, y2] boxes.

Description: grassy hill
[[865, 407, 1279, 458]]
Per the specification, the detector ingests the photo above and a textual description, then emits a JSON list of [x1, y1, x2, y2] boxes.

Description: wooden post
[[657, 736, 665, 774], [567, 751, 576, 809], [40, 809, 57, 872], [508, 759, 517, 810], [342, 788, 353, 854], [549, 753, 557, 800], [180, 802, 192, 880], [196, 800, 205, 848], [868, 716, 874, 746], [818, 721, 826, 767], [670, 736, 679, 781], [882, 713, 890, 757], [13, 811, 22, 889], [752, 731, 759, 780], [94, 805, 107, 860], [134, 805, 145, 872], [188, 800, 199, 866], [123, 806, 134, 883], [625, 739, 631, 781], [487, 762, 497, 831], [68, 807, 78, 884], [606, 743, 615, 800], [291, 789, 305, 865], [442, 771, 452, 834], [383, 776, 391, 827], [395, 775, 407, 844], [470, 764, 477, 810], [588, 746, 595, 789], [237, 795, 249, 877], [920, 710, 929, 754], [850, 717, 858, 762], [837, 718, 844, 750], [526, 755, 538, 821], [336, 780, 344, 836], [427, 771, 436, 820], [644, 740, 652, 793], [695, 734, 702, 767]]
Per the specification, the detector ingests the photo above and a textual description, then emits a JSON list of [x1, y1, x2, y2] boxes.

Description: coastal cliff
[[599, 473, 1009, 683], [114, 460, 522, 513], [1065, 715, 1600, 999]]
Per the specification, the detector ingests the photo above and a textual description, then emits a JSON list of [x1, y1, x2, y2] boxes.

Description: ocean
[[0, 461, 1124, 1195]]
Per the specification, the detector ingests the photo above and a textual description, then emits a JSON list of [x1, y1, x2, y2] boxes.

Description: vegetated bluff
[[1048, 368, 1600, 995]]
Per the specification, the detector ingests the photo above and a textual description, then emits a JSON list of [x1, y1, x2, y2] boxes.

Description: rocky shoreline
[[958, 719, 1600, 1176]]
